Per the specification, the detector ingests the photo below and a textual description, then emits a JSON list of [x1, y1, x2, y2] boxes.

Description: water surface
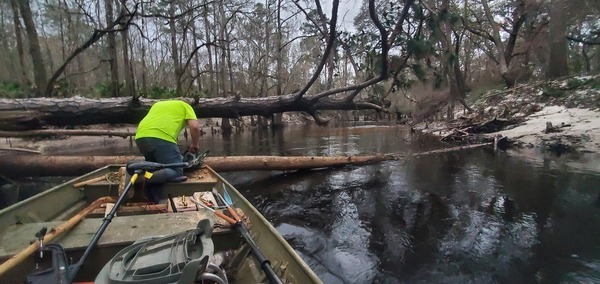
[[214, 124, 600, 283], [18, 123, 600, 283]]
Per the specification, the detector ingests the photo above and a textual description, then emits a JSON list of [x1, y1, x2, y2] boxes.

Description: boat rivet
[[59, 266, 65, 270]]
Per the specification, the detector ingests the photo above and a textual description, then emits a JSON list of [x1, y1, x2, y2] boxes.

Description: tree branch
[[387, 0, 415, 47], [293, 0, 339, 101], [44, 4, 139, 96], [567, 36, 600, 45]]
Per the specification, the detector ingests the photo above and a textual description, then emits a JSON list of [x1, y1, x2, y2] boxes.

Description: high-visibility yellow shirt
[[135, 100, 197, 144]]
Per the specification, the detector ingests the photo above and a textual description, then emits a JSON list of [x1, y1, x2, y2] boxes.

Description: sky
[[315, 0, 361, 32]]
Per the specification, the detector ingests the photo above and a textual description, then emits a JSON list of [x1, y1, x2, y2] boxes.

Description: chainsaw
[[183, 150, 209, 171]]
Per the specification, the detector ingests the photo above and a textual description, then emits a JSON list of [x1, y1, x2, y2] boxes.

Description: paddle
[[25, 161, 192, 283], [0, 197, 112, 279], [189, 189, 284, 284], [215, 186, 284, 284]]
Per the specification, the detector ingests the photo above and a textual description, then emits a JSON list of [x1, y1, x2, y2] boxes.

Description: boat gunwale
[[206, 166, 323, 284], [0, 166, 109, 216]]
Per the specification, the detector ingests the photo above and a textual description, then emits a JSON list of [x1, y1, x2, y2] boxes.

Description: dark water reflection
[[18, 123, 600, 283], [211, 124, 600, 284]]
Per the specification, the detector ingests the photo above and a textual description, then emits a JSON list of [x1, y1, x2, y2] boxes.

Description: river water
[[209, 124, 600, 284], [14, 123, 600, 283]]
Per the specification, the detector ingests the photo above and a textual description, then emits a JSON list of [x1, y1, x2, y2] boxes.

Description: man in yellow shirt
[[134, 100, 200, 201]]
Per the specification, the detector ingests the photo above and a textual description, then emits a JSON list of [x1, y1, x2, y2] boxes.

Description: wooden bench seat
[[82, 167, 220, 201]]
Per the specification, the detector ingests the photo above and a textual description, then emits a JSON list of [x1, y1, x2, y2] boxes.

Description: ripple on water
[[560, 260, 600, 284]]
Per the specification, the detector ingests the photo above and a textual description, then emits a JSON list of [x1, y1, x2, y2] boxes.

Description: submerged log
[[0, 143, 492, 178]]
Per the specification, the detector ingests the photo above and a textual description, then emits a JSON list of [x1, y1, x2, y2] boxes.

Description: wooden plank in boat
[[88, 203, 168, 218], [0, 211, 227, 259], [82, 167, 220, 201]]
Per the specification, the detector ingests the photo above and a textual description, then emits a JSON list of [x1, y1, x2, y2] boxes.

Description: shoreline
[[416, 105, 600, 155]]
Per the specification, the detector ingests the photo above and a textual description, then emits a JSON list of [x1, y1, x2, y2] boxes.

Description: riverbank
[[415, 75, 600, 154]]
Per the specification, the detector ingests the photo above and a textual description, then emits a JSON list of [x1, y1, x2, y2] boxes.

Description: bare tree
[[18, 0, 48, 95], [119, 1, 135, 97], [169, 0, 183, 95], [547, 0, 569, 78], [104, 0, 119, 96], [466, 0, 533, 87], [9, 0, 29, 87]]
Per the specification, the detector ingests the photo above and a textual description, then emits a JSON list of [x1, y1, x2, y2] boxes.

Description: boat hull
[[0, 165, 322, 283]]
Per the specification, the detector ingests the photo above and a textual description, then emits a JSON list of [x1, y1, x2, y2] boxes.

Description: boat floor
[[0, 210, 238, 259]]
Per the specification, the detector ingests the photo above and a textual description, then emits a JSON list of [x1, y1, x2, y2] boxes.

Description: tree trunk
[[217, 0, 232, 133], [65, 0, 87, 90], [120, 4, 135, 97], [0, 143, 492, 178], [58, 0, 69, 91], [314, 0, 335, 89], [547, 0, 569, 79], [18, 0, 47, 96], [9, 0, 29, 87], [38, 16, 55, 73], [0, 155, 391, 178], [0, 95, 384, 131], [192, 22, 203, 93], [272, 0, 285, 128], [481, 0, 516, 87], [139, 2, 148, 91], [202, 7, 215, 96], [170, 1, 182, 96], [104, 0, 119, 96]]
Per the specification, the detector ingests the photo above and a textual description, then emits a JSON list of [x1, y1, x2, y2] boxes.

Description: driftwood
[[464, 117, 521, 133], [440, 116, 522, 143], [0, 143, 492, 178]]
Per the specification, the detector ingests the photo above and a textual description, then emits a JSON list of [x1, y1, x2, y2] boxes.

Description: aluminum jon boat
[[0, 163, 322, 284]]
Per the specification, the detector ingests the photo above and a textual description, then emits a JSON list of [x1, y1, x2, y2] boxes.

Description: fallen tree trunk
[[0, 129, 135, 138], [0, 155, 390, 178], [0, 96, 383, 131], [0, 143, 492, 178]]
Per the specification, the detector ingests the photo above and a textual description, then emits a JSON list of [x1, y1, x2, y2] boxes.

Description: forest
[[0, 0, 599, 129]]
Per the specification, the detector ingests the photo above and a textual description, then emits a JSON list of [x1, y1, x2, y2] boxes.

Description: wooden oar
[[189, 196, 237, 225], [73, 175, 107, 188], [214, 187, 284, 284], [0, 196, 114, 277]]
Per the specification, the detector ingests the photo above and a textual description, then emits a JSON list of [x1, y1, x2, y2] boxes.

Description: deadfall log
[[0, 143, 492, 178], [0, 155, 390, 177], [0, 96, 384, 131], [0, 129, 135, 138]]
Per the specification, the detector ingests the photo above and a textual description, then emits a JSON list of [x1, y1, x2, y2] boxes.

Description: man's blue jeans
[[135, 138, 183, 202]]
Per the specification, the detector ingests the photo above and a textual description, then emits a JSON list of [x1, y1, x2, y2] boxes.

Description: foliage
[[590, 77, 600, 90], [0, 82, 28, 98], [407, 39, 435, 60], [467, 82, 505, 105], [91, 82, 122, 98], [143, 86, 176, 99], [541, 85, 566, 99]]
